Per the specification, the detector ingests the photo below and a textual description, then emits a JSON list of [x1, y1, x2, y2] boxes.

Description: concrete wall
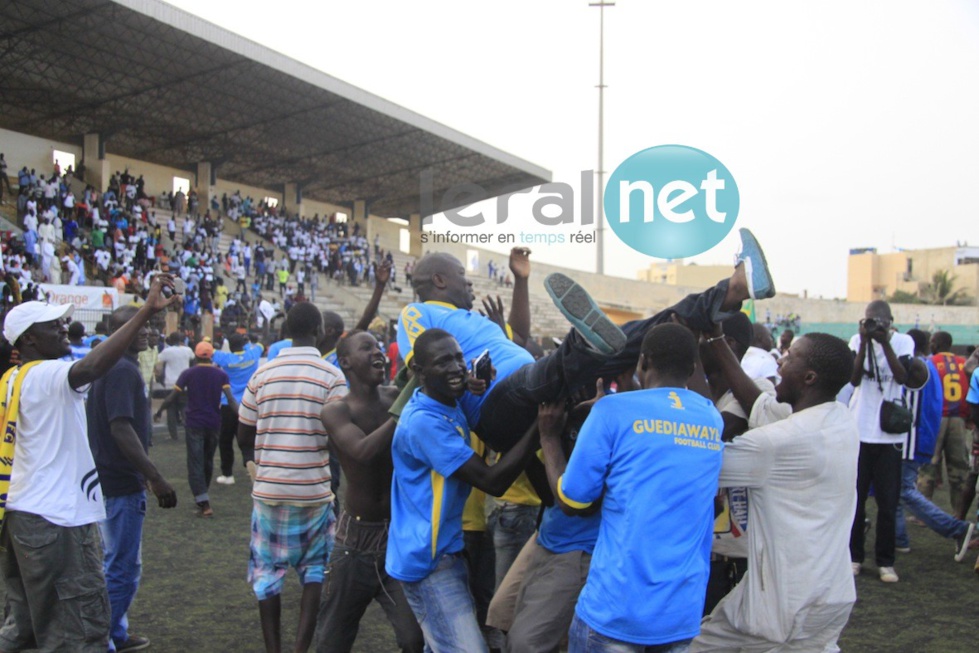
[[396, 229, 979, 329], [637, 261, 731, 287], [2, 126, 352, 219], [1, 127, 81, 180]]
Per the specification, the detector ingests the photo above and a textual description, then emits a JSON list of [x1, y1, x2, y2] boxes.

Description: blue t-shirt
[[559, 388, 724, 646], [69, 343, 91, 360], [86, 356, 150, 497], [266, 338, 292, 363], [537, 504, 601, 555], [906, 358, 943, 461], [322, 349, 339, 368], [965, 369, 979, 412], [386, 390, 476, 583], [213, 343, 262, 404], [397, 301, 533, 427], [83, 334, 107, 348]]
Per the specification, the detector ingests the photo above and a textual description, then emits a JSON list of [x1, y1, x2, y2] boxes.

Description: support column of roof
[[196, 161, 214, 212], [284, 182, 304, 219], [352, 199, 367, 235], [83, 133, 109, 194], [408, 213, 423, 258]]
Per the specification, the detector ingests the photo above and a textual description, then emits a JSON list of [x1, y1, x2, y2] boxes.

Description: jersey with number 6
[[931, 352, 969, 418]]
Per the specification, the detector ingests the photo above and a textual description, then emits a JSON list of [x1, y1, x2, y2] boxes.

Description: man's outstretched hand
[[375, 260, 392, 286], [509, 247, 532, 280], [146, 273, 182, 313]]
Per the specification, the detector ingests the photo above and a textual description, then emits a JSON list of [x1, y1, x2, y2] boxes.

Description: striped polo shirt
[[239, 346, 348, 505]]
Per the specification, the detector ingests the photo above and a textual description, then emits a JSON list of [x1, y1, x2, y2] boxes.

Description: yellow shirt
[[462, 434, 489, 532]]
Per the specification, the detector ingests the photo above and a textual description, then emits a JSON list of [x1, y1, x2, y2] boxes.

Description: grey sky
[[167, 0, 979, 299]]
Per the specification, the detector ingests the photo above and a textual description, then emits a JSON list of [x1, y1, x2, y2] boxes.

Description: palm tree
[[924, 269, 969, 305]]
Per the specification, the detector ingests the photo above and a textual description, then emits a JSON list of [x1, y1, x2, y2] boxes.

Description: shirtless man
[[314, 330, 424, 653]]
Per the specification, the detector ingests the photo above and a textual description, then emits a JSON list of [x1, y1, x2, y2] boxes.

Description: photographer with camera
[[848, 300, 927, 583]]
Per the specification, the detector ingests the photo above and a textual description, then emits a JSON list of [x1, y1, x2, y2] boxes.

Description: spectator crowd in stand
[[2, 152, 979, 653]]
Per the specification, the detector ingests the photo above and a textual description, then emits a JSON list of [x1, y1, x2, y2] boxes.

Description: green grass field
[[4, 428, 978, 652]]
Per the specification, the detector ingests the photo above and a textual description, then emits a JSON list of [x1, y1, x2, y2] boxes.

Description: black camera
[[861, 317, 887, 332]]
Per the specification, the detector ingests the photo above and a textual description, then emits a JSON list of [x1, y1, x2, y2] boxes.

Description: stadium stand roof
[[1, 0, 551, 216]]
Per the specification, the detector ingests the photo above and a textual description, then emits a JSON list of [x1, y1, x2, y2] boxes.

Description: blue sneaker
[[545, 273, 626, 355], [736, 228, 775, 300]]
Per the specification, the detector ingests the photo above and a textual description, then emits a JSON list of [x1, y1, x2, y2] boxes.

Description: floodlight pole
[[590, 1, 614, 275]]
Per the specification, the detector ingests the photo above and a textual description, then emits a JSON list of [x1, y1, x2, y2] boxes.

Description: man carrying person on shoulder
[[386, 329, 541, 652], [541, 323, 724, 652]]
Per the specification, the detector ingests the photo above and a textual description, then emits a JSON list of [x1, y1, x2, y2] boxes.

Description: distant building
[[637, 259, 732, 288], [847, 246, 979, 305]]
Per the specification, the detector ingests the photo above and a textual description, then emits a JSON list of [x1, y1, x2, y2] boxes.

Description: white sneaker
[[851, 562, 861, 576], [954, 522, 976, 562], [878, 566, 899, 583], [216, 476, 230, 485], [223, 475, 235, 485]]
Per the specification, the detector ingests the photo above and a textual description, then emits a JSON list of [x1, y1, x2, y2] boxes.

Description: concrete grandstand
[[2, 0, 978, 349]]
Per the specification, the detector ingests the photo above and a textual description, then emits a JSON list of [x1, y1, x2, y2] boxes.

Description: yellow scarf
[[0, 361, 43, 533]]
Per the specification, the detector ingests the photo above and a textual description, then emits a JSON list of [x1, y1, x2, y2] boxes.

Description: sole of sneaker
[[544, 273, 626, 355], [954, 522, 975, 562], [738, 228, 775, 300]]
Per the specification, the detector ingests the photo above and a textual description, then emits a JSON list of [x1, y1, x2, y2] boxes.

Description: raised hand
[[376, 259, 392, 286], [509, 247, 532, 280]]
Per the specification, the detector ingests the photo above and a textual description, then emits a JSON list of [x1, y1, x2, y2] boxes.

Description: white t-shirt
[[158, 345, 195, 387], [741, 346, 778, 382], [7, 361, 105, 527], [847, 332, 915, 444]]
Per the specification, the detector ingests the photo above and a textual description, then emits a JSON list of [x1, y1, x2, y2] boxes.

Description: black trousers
[[219, 404, 238, 477], [850, 441, 902, 567], [476, 280, 734, 452]]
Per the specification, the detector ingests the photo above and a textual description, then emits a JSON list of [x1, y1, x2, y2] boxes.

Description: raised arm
[[705, 324, 763, 416], [354, 260, 391, 331], [321, 401, 396, 464], [507, 247, 531, 343], [69, 274, 179, 390]]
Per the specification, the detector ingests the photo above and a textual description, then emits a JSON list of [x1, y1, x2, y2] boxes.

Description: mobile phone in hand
[[472, 349, 492, 384]]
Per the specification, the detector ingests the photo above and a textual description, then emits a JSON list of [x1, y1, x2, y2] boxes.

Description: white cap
[[3, 301, 74, 344]]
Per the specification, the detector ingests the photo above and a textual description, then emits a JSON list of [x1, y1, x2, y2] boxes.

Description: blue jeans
[[99, 491, 146, 651], [895, 459, 969, 547], [401, 554, 488, 653], [487, 503, 538, 589], [569, 614, 692, 653], [186, 426, 219, 503]]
